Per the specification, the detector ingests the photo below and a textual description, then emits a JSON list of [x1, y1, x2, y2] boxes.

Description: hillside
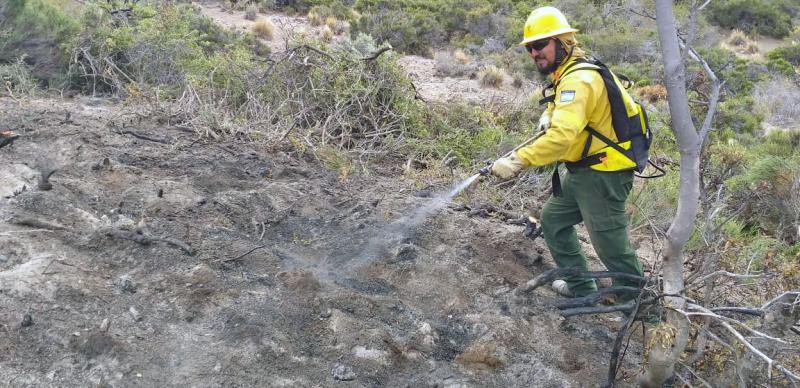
[[1, 0, 799, 386]]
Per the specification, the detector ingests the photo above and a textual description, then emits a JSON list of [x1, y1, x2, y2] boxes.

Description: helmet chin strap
[[541, 39, 574, 75]]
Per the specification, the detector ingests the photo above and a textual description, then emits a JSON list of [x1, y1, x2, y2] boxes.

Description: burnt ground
[[0, 97, 645, 387]]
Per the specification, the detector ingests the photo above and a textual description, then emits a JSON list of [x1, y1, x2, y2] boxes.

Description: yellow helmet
[[520, 6, 578, 46]]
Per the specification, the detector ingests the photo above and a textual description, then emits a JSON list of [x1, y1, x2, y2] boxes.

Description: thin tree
[[639, 0, 722, 386]]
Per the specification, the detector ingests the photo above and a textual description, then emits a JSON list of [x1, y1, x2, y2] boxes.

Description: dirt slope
[[0, 97, 644, 386]]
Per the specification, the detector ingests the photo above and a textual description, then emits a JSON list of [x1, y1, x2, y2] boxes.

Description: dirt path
[[0, 96, 645, 386]]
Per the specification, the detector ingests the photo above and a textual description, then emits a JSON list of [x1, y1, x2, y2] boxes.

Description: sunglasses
[[525, 38, 551, 53]]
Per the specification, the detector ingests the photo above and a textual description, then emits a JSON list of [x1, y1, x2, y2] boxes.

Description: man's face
[[526, 38, 556, 75]]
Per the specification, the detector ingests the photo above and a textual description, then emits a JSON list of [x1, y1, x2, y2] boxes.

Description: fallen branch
[[223, 244, 268, 263], [710, 307, 764, 317], [116, 129, 172, 144], [678, 304, 800, 383], [362, 46, 392, 61], [606, 296, 645, 387], [103, 229, 194, 255], [693, 270, 764, 284], [553, 286, 645, 309], [8, 215, 67, 231], [561, 300, 637, 317]]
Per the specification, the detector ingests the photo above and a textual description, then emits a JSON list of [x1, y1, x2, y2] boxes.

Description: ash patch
[[335, 277, 395, 295]]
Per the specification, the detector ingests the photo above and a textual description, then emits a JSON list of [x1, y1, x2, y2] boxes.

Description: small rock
[[0, 254, 8, 264], [99, 318, 110, 332], [129, 306, 142, 322], [332, 363, 355, 381], [392, 244, 418, 262], [20, 313, 33, 327], [414, 190, 433, 198], [112, 215, 136, 231], [189, 263, 215, 284], [117, 275, 137, 293]]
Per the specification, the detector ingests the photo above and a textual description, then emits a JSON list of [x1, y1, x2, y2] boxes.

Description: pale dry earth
[[0, 95, 650, 387]]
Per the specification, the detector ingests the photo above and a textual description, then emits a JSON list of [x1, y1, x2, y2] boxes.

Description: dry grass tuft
[[244, 4, 258, 21], [743, 42, 760, 55], [512, 74, 523, 89], [321, 25, 334, 42], [453, 49, 469, 65], [325, 16, 337, 31], [727, 29, 748, 47], [754, 76, 800, 129], [478, 65, 506, 88], [434, 52, 471, 77], [251, 19, 275, 40], [636, 84, 668, 103], [308, 11, 323, 26]]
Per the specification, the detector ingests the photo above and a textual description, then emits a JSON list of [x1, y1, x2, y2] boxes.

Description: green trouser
[[540, 166, 643, 297]]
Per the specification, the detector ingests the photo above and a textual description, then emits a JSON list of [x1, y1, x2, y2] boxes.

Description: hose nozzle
[[478, 160, 493, 176]]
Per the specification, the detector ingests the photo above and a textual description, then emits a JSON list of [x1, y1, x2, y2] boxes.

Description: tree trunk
[[639, 1, 699, 385]]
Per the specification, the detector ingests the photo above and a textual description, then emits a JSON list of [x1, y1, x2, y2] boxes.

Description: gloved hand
[[491, 153, 526, 179], [0, 130, 19, 149], [523, 216, 542, 240], [537, 109, 551, 133]]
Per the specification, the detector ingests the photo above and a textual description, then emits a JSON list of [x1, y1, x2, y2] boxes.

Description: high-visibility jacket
[[515, 56, 646, 172]]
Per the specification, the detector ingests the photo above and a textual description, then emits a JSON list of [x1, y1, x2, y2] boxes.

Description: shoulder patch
[[560, 90, 575, 102]]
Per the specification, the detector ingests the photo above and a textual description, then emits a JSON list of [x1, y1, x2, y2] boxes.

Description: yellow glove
[[491, 153, 527, 179], [537, 109, 551, 132]]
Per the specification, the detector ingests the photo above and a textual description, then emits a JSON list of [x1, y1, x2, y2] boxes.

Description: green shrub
[[587, 27, 658, 65], [767, 45, 800, 67], [714, 95, 763, 134], [726, 154, 800, 241], [69, 4, 244, 94], [766, 57, 796, 77], [407, 103, 527, 167], [0, 0, 80, 83], [707, 0, 793, 38], [0, 58, 38, 97]]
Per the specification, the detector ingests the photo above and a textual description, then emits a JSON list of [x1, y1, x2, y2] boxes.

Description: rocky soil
[[0, 3, 661, 387], [0, 96, 649, 387]]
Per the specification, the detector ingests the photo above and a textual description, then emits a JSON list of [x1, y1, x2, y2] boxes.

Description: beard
[[536, 59, 559, 75], [536, 61, 558, 75]]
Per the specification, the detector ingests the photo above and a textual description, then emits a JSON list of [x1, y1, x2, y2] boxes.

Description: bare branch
[[762, 292, 800, 310], [693, 270, 764, 284], [561, 300, 637, 317], [362, 46, 392, 61], [710, 307, 764, 317], [684, 305, 788, 344], [552, 286, 645, 309], [678, 361, 714, 388]]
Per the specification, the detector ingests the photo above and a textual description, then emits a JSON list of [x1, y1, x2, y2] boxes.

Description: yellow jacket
[[515, 56, 637, 168]]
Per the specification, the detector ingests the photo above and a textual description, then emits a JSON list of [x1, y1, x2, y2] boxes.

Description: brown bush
[[434, 52, 472, 77], [251, 19, 275, 40], [321, 25, 334, 42], [636, 84, 668, 103], [478, 65, 506, 88], [453, 49, 470, 65], [727, 29, 748, 47]]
